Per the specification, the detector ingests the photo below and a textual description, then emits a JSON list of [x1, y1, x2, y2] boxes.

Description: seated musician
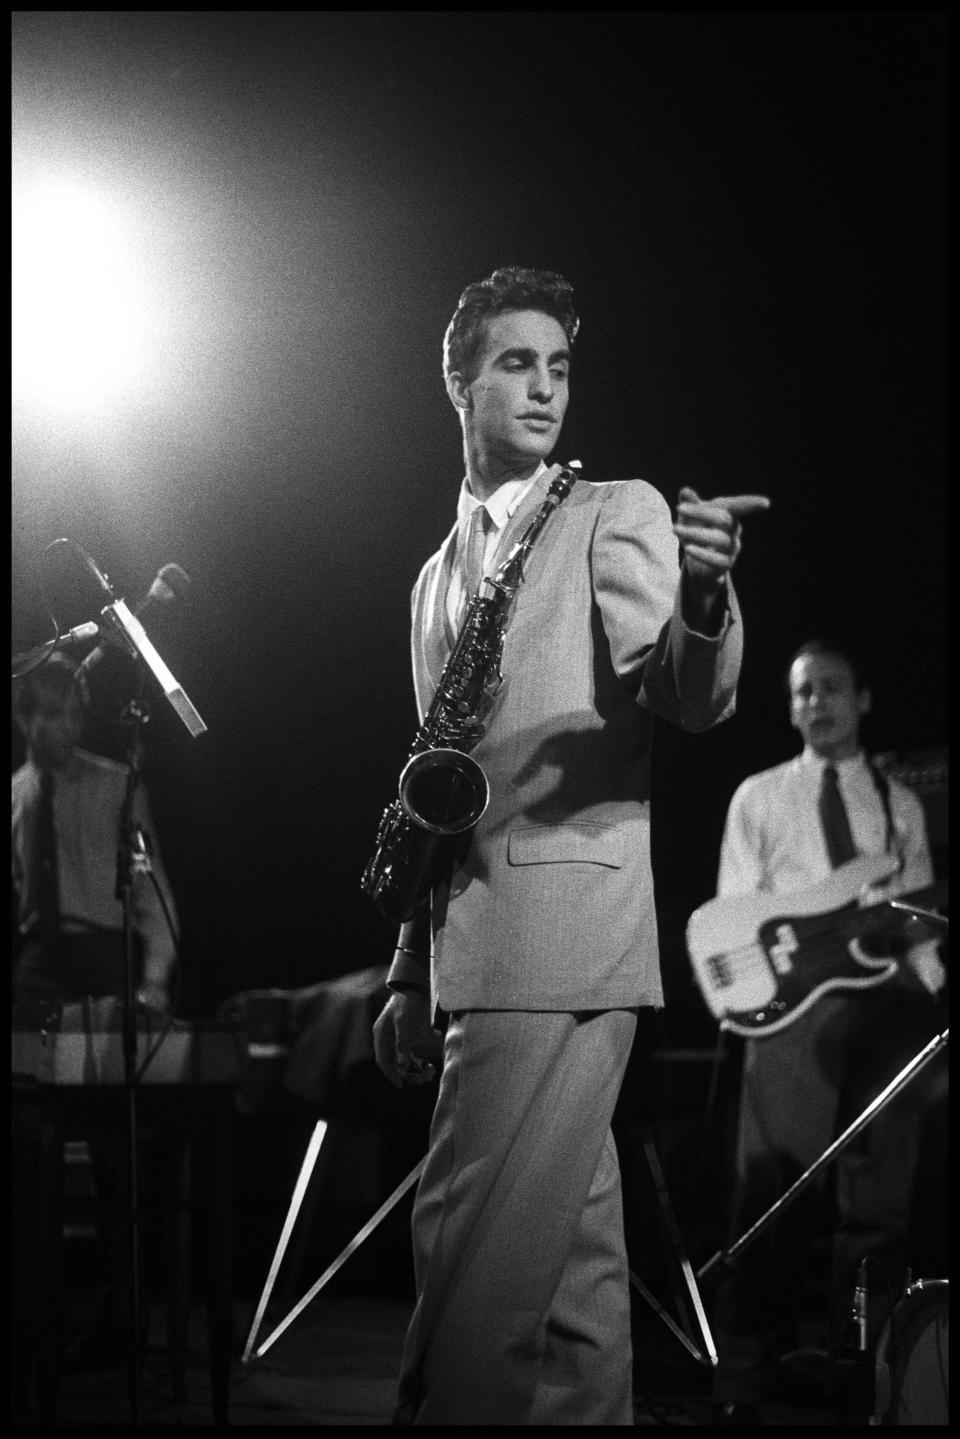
[[11, 650, 180, 1372], [710, 637, 946, 1425], [12, 650, 178, 1012]]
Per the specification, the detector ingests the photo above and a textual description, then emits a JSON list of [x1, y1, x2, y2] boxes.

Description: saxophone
[[361, 461, 581, 924]]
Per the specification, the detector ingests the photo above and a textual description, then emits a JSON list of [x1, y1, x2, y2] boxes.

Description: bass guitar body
[[686, 856, 944, 1038]]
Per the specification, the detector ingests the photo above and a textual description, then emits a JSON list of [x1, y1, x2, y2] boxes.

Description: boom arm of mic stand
[[886, 899, 950, 937], [697, 1027, 949, 1282]]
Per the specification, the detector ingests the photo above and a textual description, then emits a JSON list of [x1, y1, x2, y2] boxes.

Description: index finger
[[707, 494, 772, 517]]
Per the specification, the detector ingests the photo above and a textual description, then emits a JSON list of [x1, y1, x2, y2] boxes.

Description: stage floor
[[44, 1292, 845, 1426]]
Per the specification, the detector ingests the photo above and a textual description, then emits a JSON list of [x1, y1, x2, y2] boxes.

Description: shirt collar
[[456, 462, 548, 533], [799, 747, 869, 776]]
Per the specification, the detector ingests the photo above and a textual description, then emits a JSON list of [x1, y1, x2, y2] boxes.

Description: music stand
[[241, 1120, 716, 1368]]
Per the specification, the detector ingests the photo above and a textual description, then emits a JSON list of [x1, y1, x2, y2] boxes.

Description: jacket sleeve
[[591, 480, 743, 733], [717, 780, 768, 896]]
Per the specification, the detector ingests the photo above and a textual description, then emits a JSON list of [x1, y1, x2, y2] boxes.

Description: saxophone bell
[[399, 748, 489, 835], [360, 750, 489, 925]]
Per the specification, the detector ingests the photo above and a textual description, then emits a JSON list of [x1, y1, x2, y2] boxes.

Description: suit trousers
[[394, 1007, 639, 1426]]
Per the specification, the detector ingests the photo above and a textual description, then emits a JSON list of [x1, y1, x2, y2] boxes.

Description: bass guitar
[[686, 855, 947, 1037]]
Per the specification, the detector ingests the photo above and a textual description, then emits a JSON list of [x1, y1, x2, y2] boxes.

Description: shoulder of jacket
[[411, 554, 439, 607], [575, 475, 656, 497], [578, 476, 670, 516], [413, 523, 457, 590], [569, 474, 667, 520]]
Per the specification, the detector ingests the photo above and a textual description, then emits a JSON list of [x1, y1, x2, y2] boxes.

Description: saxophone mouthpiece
[[551, 460, 581, 497]]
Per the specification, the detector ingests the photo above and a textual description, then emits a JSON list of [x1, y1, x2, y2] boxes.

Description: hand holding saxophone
[[372, 990, 444, 1089]]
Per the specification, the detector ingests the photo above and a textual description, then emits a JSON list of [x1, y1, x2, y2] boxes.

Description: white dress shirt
[[442, 464, 547, 643], [12, 749, 179, 986], [717, 746, 943, 991]]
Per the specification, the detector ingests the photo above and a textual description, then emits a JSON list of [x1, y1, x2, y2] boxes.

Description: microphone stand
[[105, 584, 204, 1423], [697, 1023, 949, 1284], [115, 672, 152, 1426], [699, 904, 949, 1288], [16, 546, 206, 1421]]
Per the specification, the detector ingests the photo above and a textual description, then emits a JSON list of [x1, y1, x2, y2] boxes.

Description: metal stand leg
[[241, 1119, 424, 1363], [241, 1119, 327, 1362], [697, 1027, 949, 1284], [627, 1123, 718, 1367], [245, 1114, 719, 1369]]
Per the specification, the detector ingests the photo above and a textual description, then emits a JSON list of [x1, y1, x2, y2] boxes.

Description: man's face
[[452, 309, 570, 466], [788, 652, 869, 760], [20, 686, 85, 770]]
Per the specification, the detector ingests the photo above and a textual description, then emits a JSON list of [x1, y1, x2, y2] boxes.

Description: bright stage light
[[12, 179, 148, 413]]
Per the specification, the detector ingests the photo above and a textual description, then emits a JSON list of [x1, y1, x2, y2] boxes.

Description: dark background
[[12, 12, 948, 1030]]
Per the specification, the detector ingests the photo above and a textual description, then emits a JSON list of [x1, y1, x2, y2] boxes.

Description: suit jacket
[[395, 468, 743, 1014]]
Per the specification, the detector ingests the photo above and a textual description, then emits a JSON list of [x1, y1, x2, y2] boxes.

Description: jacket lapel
[[414, 469, 571, 716], [414, 522, 459, 715]]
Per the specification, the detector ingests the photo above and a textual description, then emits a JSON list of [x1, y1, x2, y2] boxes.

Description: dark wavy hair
[[14, 650, 90, 721], [442, 266, 580, 383]]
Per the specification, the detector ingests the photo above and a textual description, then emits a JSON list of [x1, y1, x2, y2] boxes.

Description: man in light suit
[[372, 266, 769, 1424]]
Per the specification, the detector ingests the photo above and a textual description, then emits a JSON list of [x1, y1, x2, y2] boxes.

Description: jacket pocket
[[507, 823, 625, 868]]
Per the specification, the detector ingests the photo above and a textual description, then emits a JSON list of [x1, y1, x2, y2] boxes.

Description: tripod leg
[[640, 1129, 717, 1366], [241, 1118, 328, 1363], [626, 1121, 717, 1367], [253, 1156, 426, 1360]]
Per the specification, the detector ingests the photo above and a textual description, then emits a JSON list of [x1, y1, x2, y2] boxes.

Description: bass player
[[710, 636, 946, 1425]]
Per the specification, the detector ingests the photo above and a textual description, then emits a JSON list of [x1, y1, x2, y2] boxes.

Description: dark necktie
[[819, 763, 857, 868], [31, 767, 60, 946]]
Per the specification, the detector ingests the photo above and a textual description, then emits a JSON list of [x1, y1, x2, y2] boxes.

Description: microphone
[[76, 564, 206, 738], [58, 621, 103, 646], [76, 563, 192, 678], [12, 621, 103, 673]]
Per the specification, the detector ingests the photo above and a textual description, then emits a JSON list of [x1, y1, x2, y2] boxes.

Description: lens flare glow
[[12, 180, 148, 413]]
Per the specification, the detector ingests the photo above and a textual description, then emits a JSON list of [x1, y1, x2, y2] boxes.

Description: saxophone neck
[[489, 460, 582, 592]]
